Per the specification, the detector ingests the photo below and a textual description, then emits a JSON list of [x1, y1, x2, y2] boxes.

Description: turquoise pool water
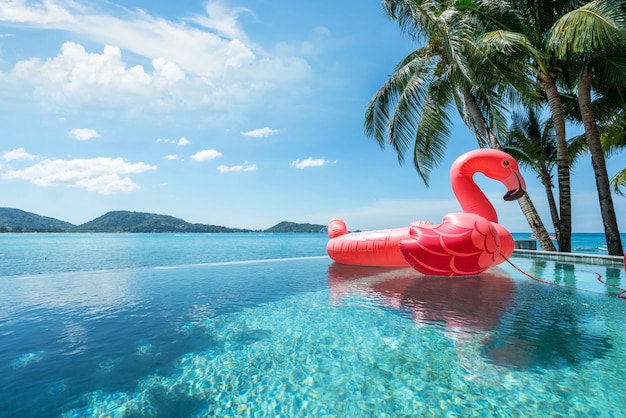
[[0, 234, 625, 417]]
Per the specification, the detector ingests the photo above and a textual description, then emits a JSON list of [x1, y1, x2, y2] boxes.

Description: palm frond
[[365, 52, 431, 153], [364, 46, 455, 185], [467, 31, 536, 98], [382, 0, 441, 43], [549, 0, 626, 58], [566, 134, 589, 168], [411, 82, 454, 183], [600, 123, 626, 156], [610, 167, 626, 196], [589, 48, 626, 90], [593, 87, 626, 124]]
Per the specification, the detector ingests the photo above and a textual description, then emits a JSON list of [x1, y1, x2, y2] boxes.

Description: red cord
[[596, 273, 626, 299], [502, 255, 626, 300]]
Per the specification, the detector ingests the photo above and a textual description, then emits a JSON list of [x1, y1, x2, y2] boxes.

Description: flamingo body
[[399, 212, 501, 276]]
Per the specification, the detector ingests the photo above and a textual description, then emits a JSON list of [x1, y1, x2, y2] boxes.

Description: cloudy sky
[[0, 0, 623, 232]]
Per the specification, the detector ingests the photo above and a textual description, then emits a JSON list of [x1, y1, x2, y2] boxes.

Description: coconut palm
[[472, 0, 625, 252], [549, 0, 626, 255], [476, 0, 575, 252], [366, 0, 556, 250]]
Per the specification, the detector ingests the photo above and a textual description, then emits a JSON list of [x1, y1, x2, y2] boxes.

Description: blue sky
[[0, 0, 623, 233]]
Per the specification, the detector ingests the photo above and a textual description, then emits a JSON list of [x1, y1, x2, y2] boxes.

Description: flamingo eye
[[502, 160, 510, 167]]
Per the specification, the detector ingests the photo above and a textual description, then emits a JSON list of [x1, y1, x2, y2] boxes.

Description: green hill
[[264, 221, 326, 233], [0, 208, 75, 232], [0, 207, 327, 233], [72, 211, 251, 233]]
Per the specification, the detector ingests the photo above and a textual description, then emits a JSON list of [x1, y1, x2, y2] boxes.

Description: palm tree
[[549, 0, 626, 255], [366, 0, 556, 250], [486, 0, 575, 252], [473, 0, 625, 252]]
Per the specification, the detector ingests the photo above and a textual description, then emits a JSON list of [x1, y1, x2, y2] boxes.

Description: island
[[0, 207, 327, 234]]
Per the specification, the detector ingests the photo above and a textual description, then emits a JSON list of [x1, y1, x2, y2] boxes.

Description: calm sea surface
[[1, 233, 625, 417]]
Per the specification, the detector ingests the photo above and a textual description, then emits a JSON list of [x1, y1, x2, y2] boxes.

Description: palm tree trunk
[[462, 88, 557, 251], [538, 72, 572, 252], [578, 63, 624, 255], [540, 167, 561, 242]]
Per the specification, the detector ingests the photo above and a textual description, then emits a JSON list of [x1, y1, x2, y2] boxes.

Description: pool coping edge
[[513, 249, 625, 266]]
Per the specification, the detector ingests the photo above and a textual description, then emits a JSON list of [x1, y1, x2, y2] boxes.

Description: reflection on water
[[328, 263, 514, 331], [514, 256, 626, 298], [327, 263, 612, 371], [554, 262, 577, 288], [603, 266, 625, 298], [481, 284, 613, 370]]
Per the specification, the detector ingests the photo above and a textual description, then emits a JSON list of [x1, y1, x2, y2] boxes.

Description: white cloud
[[191, 149, 222, 162], [76, 174, 141, 194], [3, 147, 36, 161], [158, 137, 190, 146], [163, 154, 178, 160], [0, 1, 253, 77], [217, 161, 257, 173], [290, 157, 332, 169], [186, 1, 253, 44], [69, 128, 100, 141], [0, 2, 313, 111], [0, 157, 156, 194], [0, 0, 73, 24], [241, 127, 279, 138], [6, 42, 186, 108]]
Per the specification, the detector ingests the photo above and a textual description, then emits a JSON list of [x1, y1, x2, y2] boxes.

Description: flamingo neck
[[452, 173, 498, 223]]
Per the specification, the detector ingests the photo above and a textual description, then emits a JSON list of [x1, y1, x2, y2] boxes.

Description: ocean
[[512, 232, 621, 254], [0, 232, 619, 278], [0, 232, 625, 417]]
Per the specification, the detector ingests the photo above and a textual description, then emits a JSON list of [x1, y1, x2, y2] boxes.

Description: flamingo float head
[[451, 148, 526, 204]]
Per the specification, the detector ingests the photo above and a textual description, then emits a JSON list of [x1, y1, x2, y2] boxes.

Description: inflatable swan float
[[326, 149, 527, 276]]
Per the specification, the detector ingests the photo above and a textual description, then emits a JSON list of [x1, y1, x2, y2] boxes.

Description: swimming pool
[[0, 234, 624, 417]]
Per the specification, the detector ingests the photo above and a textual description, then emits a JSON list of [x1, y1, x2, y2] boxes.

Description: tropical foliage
[[548, 0, 626, 254], [367, 0, 626, 255]]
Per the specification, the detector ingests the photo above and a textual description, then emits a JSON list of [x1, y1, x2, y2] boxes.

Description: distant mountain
[[0, 207, 326, 233], [72, 211, 252, 233], [0, 207, 75, 232], [264, 221, 326, 233]]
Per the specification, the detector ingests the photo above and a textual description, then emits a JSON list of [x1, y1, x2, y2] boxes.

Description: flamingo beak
[[503, 170, 526, 201]]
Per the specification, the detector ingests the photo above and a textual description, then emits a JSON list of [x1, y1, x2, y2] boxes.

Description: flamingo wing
[[399, 212, 501, 276]]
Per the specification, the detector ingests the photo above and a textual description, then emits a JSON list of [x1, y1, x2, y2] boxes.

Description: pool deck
[[513, 249, 625, 266]]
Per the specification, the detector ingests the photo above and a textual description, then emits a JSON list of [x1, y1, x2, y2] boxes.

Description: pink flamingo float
[[326, 149, 527, 276]]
